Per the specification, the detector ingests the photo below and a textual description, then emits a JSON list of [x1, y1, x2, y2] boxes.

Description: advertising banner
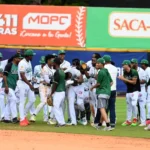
[[87, 7, 150, 49], [0, 5, 86, 47]]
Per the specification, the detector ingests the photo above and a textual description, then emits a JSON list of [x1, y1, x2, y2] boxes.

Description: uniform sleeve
[[53, 70, 59, 84], [18, 62, 26, 72], [3, 63, 12, 76], [42, 67, 51, 83], [132, 70, 138, 78], [97, 70, 104, 84]]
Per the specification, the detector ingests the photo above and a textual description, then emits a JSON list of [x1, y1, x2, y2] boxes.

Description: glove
[[47, 95, 53, 106]]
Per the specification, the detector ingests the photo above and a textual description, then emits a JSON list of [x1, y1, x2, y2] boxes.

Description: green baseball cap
[[131, 58, 138, 64], [39, 56, 45, 64], [24, 49, 36, 56], [80, 60, 85, 65], [103, 55, 111, 62], [97, 58, 105, 64], [52, 53, 57, 57], [14, 54, 24, 59], [58, 50, 66, 55], [140, 59, 149, 65], [0, 52, 3, 58], [122, 60, 131, 65]]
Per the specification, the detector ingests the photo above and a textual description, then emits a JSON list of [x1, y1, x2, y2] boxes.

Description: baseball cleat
[[3, 120, 12, 123], [20, 119, 28, 126], [102, 121, 106, 127], [47, 119, 57, 125], [43, 118, 48, 122], [12, 117, 19, 124], [55, 124, 66, 127], [144, 125, 150, 131], [122, 120, 132, 126], [139, 123, 146, 127], [103, 126, 114, 131], [78, 118, 87, 126], [131, 118, 138, 127], [30, 115, 36, 122]]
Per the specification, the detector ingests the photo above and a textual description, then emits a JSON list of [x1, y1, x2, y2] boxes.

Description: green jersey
[[3, 63, 18, 90], [53, 68, 65, 92], [96, 68, 112, 96], [123, 69, 141, 93]]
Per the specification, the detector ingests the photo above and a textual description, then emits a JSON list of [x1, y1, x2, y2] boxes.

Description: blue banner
[[0, 48, 147, 92]]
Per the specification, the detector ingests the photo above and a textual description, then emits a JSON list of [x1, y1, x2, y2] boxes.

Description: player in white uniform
[[17, 49, 36, 126], [86, 53, 101, 68], [30, 55, 55, 122], [140, 59, 150, 130], [130, 59, 147, 127], [58, 50, 71, 70], [85, 57, 100, 125], [65, 59, 87, 126], [0, 52, 8, 121]]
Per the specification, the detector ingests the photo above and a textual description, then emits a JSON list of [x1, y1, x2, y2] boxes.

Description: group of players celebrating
[[0, 49, 150, 131]]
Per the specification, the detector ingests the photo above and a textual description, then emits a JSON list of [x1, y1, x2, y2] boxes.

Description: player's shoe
[[131, 118, 138, 126], [103, 126, 114, 131], [43, 118, 48, 122], [30, 115, 36, 122], [78, 118, 87, 126], [25, 117, 30, 125], [20, 119, 28, 126], [139, 123, 146, 127], [102, 121, 106, 127], [55, 124, 66, 127], [3, 120, 12, 123], [122, 120, 132, 126], [12, 117, 19, 124], [47, 118, 57, 125], [144, 124, 150, 131]]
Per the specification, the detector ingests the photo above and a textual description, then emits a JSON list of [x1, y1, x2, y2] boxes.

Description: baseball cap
[[53, 57, 62, 65], [39, 56, 45, 64], [122, 60, 131, 65], [80, 60, 85, 65], [140, 59, 149, 65], [103, 55, 111, 62], [0, 52, 3, 58], [24, 49, 36, 56], [58, 50, 66, 55], [13, 54, 24, 59], [97, 58, 105, 64], [131, 58, 138, 64], [52, 53, 58, 57]]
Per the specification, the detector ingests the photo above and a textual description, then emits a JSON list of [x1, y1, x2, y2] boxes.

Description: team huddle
[[0, 49, 150, 131]]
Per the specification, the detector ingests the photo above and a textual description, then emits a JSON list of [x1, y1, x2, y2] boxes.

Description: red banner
[[0, 5, 86, 47]]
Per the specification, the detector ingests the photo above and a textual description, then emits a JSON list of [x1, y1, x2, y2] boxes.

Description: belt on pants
[[40, 81, 51, 87]]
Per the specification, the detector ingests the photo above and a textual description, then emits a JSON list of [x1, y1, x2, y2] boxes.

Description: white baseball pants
[[138, 88, 147, 124], [0, 88, 5, 119], [17, 80, 36, 121], [53, 91, 65, 125], [147, 86, 150, 119], [126, 91, 139, 121], [0, 88, 17, 120], [68, 85, 85, 125], [34, 84, 51, 120]]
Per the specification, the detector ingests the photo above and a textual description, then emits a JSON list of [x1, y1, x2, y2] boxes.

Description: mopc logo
[[23, 13, 71, 30], [109, 12, 150, 37]]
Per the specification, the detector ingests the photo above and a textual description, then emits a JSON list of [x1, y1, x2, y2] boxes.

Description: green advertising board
[[86, 7, 150, 50]]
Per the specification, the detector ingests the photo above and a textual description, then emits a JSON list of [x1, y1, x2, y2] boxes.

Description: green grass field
[[0, 97, 149, 138]]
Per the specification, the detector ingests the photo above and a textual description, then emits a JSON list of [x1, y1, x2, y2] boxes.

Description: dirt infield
[[0, 130, 150, 150]]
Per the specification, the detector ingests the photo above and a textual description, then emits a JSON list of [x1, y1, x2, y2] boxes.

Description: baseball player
[[90, 58, 113, 131], [130, 58, 147, 126], [49, 57, 66, 127], [1, 54, 23, 123], [30, 55, 55, 123], [58, 50, 71, 71], [0, 52, 8, 121], [85, 56, 100, 125], [66, 59, 87, 126], [140, 59, 150, 130], [86, 53, 101, 68], [118, 60, 141, 127], [30, 56, 48, 122], [103, 55, 117, 129], [17, 49, 36, 126]]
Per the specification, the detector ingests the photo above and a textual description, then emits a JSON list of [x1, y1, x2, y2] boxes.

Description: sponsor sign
[[109, 12, 150, 38], [0, 5, 86, 47]]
